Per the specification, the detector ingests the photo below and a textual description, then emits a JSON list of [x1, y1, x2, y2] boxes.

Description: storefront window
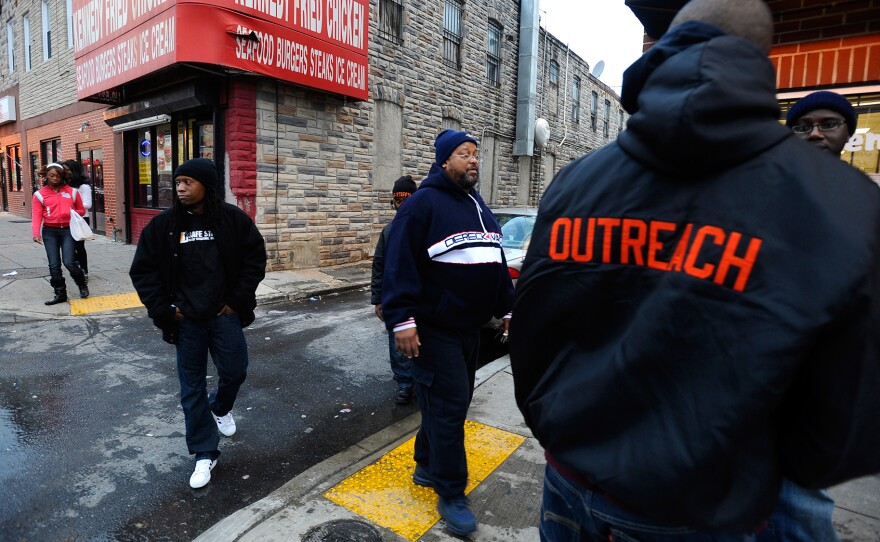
[[5, 145, 21, 192], [129, 111, 213, 209]]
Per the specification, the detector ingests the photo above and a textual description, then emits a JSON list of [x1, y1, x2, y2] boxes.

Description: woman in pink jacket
[[31, 163, 89, 305]]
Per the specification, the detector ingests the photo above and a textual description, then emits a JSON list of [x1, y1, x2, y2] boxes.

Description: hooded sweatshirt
[[510, 22, 880, 531], [381, 163, 514, 332]]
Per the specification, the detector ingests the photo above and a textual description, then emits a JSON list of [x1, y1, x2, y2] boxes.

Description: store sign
[[72, 0, 369, 101], [0, 95, 16, 124]]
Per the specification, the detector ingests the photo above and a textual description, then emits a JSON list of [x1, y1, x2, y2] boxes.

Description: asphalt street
[[0, 289, 422, 542]]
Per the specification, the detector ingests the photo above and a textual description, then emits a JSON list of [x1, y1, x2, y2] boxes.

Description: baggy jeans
[[176, 313, 248, 456], [42, 226, 86, 289]]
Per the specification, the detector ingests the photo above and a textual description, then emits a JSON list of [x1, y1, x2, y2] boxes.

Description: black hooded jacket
[[130, 202, 266, 343], [511, 23, 880, 531]]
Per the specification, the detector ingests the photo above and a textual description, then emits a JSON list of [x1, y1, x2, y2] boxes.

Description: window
[[618, 109, 625, 135], [128, 112, 214, 210], [443, 0, 463, 69], [549, 60, 559, 86], [571, 77, 580, 123], [590, 91, 598, 131], [41, 138, 61, 165], [41, 2, 51, 60], [6, 145, 22, 192], [378, 0, 402, 44], [66, 0, 73, 48], [29, 151, 39, 192], [23, 15, 31, 71], [604, 99, 611, 138], [486, 21, 501, 87], [6, 22, 14, 72]]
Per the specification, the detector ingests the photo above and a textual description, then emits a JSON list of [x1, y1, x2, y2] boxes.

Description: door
[[78, 145, 105, 234]]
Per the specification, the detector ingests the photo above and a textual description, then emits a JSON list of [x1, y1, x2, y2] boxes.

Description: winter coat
[[129, 203, 267, 343], [381, 164, 514, 332], [31, 185, 85, 237], [511, 22, 880, 531]]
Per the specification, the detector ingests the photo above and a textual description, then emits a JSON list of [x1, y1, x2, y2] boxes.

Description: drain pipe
[[559, 45, 570, 149], [513, 0, 540, 156]]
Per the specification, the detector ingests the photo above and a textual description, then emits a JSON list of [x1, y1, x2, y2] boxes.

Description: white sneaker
[[213, 411, 236, 437], [189, 459, 217, 489]]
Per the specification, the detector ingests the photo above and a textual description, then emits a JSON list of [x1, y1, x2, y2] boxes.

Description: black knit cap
[[392, 175, 417, 197], [174, 158, 222, 198]]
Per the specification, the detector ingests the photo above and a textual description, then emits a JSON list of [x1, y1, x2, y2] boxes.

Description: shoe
[[79, 285, 89, 298], [438, 496, 477, 535], [83, 273, 88, 285], [44, 287, 67, 306], [189, 458, 217, 489], [412, 464, 435, 488], [213, 411, 236, 437], [395, 384, 413, 405]]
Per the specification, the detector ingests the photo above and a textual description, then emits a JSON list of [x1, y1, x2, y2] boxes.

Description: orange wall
[[771, 35, 880, 90]]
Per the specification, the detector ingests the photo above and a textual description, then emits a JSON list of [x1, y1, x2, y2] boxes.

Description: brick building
[[0, 0, 627, 271]]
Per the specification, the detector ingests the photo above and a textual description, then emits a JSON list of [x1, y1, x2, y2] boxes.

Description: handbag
[[69, 209, 95, 241]]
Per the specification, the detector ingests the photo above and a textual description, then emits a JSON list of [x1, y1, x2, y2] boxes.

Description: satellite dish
[[535, 118, 550, 148], [592, 60, 605, 79]]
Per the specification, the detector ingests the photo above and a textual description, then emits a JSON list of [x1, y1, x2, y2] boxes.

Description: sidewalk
[[0, 212, 372, 324], [1, 212, 877, 540]]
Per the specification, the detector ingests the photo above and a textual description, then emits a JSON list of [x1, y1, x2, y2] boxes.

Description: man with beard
[[381, 129, 514, 536]]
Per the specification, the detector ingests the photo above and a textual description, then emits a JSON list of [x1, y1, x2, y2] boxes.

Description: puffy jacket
[[32, 185, 85, 236], [511, 22, 880, 531], [129, 203, 266, 341], [382, 164, 514, 331]]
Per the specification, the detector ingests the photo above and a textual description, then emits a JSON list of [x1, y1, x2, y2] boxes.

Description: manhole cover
[[301, 519, 382, 542], [2, 268, 48, 280]]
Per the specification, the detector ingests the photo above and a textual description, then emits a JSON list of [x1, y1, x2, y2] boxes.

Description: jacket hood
[[618, 21, 791, 177]]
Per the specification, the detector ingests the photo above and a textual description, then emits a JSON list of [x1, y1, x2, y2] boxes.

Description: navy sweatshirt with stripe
[[381, 163, 514, 332]]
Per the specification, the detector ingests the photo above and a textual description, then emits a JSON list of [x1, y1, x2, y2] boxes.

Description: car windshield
[[499, 215, 536, 250]]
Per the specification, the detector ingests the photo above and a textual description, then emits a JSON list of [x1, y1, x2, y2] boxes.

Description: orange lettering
[[668, 223, 693, 272], [597, 218, 621, 264], [648, 221, 676, 271], [714, 233, 762, 292], [684, 226, 725, 279], [549, 218, 572, 260], [572, 218, 596, 262], [621, 219, 647, 266]]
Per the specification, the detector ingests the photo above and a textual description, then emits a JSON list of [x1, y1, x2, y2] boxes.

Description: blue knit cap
[[434, 129, 478, 165], [786, 91, 857, 136]]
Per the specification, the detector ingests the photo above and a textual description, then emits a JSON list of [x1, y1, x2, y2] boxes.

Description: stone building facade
[[2, 0, 628, 273]]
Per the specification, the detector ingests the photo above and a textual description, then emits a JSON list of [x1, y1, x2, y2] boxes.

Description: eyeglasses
[[791, 120, 846, 134], [450, 153, 480, 161]]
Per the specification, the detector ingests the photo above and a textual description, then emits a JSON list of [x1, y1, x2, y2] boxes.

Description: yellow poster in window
[[139, 160, 150, 185]]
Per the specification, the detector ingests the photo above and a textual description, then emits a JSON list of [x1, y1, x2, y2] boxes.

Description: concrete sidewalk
[[1, 211, 877, 540], [0, 212, 372, 324]]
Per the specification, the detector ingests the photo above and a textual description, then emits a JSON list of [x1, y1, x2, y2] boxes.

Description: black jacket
[[511, 23, 880, 531], [370, 223, 392, 305], [130, 203, 267, 342]]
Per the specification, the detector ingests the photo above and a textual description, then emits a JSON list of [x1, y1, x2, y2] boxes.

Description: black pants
[[74, 217, 89, 274], [410, 323, 479, 499]]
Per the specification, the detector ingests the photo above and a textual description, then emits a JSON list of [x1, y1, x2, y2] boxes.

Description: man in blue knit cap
[[381, 129, 514, 535], [786, 90, 857, 156]]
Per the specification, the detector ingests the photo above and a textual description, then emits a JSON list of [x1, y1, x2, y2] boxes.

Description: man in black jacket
[[511, 0, 880, 539], [130, 158, 266, 489], [370, 175, 417, 405]]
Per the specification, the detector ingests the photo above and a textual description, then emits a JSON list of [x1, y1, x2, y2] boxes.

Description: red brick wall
[[771, 35, 880, 90], [767, 0, 880, 46], [225, 80, 258, 219]]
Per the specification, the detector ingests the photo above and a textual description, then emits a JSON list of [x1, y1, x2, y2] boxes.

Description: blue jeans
[[758, 479, 838, 542], [387, 330, 412, 386], [42, 226, 85, 289], [176, 313, 249, 456], [541, 463, 756, 542], [410, 323, 479, 498]]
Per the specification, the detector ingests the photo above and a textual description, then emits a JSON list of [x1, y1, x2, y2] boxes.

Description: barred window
[[572, 77, 580, 123], [590, 91, 598, 131], [604, 99, 611, 137], [443, 0, 463, 69], [487, 21, 501, 86], [549, 60, 559, 86], [379, 0, 403, 44]]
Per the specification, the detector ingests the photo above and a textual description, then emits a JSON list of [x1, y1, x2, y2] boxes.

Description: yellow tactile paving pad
[[324, 420, 526, 541], [70, 293, 143, 315]]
